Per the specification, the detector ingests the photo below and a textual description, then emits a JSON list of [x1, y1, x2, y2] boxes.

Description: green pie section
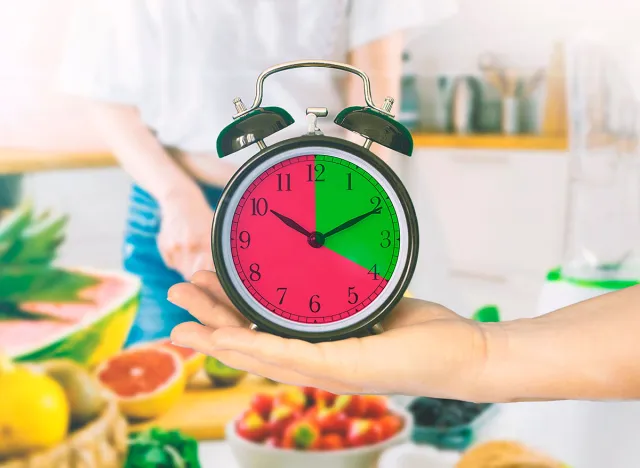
[[314, 155, 400, 281]]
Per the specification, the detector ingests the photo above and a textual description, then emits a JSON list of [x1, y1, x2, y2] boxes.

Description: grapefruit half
[[95, 347, 186, 420], [145, 338, 205, 381]]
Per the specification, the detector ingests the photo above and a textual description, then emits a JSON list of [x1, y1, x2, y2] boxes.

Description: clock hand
[[323, 206, 382, 239], [269, 210, 312, 237]]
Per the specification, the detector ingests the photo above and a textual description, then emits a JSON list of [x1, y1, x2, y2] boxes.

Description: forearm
[[89, 102, 204, 204], [346, 33, 404, 172], [478, 285, 640, 402]]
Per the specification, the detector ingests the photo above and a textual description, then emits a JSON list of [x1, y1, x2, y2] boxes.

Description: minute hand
[[323, 206, 382, 238]]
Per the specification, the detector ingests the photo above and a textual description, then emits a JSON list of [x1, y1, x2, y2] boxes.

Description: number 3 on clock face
[[213, 137, 418, 342]]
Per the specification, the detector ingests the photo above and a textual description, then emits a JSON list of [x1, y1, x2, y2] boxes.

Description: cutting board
[[128, 372, 289, 441]]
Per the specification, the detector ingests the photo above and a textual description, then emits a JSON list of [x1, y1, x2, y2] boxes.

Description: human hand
[[168, 271, 492, 401], [157, 192, 215, 280]]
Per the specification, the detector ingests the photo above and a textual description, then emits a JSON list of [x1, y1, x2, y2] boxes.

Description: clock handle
[[231, 60, 394, 119]]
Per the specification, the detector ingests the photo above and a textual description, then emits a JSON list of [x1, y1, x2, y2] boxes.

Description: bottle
[[398, 52, 420, 131]]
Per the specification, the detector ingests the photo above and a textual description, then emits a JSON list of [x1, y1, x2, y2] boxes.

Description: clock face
[[216, 144, 411, 335]]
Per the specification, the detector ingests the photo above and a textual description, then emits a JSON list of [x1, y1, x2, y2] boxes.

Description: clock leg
[[249, 323, 259, 331], [371, 323, 385, 335]]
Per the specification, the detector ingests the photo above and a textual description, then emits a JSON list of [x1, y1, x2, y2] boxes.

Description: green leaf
[[0, 212, 67, 265], [0, 201, 32, 245], [125, 428, 201, 468], [0, 266, 99, 303], [0, 301, 70, 322]]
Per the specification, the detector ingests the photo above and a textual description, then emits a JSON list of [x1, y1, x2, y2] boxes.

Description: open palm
[[169, 271, 488, 399]]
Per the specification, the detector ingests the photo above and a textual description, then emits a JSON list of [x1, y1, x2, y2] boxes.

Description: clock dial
[[230, 154, 400, 324]]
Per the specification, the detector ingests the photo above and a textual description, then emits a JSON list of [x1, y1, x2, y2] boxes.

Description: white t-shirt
[[58, 0, 456, 166]]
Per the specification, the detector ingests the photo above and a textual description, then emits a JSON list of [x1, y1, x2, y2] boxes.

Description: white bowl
[[378, 443, 461, 468], [226, 403, 413, 468]]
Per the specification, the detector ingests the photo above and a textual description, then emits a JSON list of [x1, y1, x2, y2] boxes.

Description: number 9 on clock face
[[212, 137, 418, 341]]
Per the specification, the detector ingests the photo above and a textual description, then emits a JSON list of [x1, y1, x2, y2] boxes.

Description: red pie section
[[231, 155, 389, 324]]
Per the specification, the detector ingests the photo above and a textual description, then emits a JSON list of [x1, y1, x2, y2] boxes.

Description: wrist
[[155, 178, 207, 208], [472, 319, 538, 403]]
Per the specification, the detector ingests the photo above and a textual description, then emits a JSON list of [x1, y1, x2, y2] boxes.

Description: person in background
[[58, 0, 458, 346]]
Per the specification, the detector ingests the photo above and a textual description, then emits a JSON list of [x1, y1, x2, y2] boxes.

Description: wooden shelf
[[0, 134, 568, 174], [0, 148, 116, 174], [412, 133, 568, 151]]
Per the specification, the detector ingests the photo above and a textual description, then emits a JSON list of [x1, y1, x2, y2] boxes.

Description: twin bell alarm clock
[[212, 60, 419, 342]]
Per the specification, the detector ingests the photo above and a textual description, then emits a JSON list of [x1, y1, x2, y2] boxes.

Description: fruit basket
[[0, 399, 128, 468]]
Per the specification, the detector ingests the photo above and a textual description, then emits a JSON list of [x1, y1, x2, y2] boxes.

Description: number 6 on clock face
[[212, 137, 419, 342]]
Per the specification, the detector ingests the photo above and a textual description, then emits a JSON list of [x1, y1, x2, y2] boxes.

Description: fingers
[[200, 327, 380, 391], [170, 322, 355, 393], [189, 270, 236, 310], [168, 279, 247, 329]]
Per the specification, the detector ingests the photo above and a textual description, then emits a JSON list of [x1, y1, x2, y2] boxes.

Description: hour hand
[[270, 210, 312, 237]]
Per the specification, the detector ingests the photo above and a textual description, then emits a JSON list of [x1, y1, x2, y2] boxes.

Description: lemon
[[0, 356, 70, 458]]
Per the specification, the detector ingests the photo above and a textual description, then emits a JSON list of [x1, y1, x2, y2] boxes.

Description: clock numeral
[[370, 196, 381, 211], [251, 197, 268, 216], [309, 294, 321, 313], [368, 264, 379, 281], [380, 230, 391, 249], [249, 263, 261, 281], [347, 286, 359, 305], [277, 173, 291, 192], [347, 172, 353, 191], [306, 163, 326, 182], [239, 231, 251, 249], [276, 287, 287, 305]]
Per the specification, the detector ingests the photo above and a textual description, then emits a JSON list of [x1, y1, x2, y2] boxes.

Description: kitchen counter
[[0, 135, 567, 174]]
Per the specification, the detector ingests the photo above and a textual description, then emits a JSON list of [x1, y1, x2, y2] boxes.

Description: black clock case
[[211, 135, 419, 342]]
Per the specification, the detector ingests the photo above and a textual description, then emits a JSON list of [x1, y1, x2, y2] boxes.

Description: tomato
[[376, 413, 404, 440], [362, 395, 388, 418], [333, 395, 366, 417], [274, 387, 307, 412], [268, 404, 299, 438], [235, 410, 268, 442], [301, 387, 316, 406], [315, 407, 349, 435], [282, 419, 321, 450], [249, 393, 274, 419], [319, 433, 345, 451], [346, 419, 383, 447]]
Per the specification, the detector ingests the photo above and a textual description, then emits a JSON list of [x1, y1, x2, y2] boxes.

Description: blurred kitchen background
[[2, 0, 640, 467]]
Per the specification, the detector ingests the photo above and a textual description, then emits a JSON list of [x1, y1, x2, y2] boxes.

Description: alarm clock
[[212, 60, 418, 342]]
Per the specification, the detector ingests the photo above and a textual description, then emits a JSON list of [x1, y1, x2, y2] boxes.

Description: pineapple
[[0, 201, 98, 322]]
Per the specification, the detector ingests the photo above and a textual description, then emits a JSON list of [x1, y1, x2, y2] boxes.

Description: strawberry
[[274, 387, 307, 412], [235, 410, 268, 442], [315, 406, 349, 435], [346, 418, 383, 447], [264, 436, 281, 448], [376, 413, 404, 440], [319, 433, 345, 451], [282, 419, 321, 450], [362, 395, 388, 418], [314, 389, 337, 407], [268, 404, 299, 438], [249, 393, 274, 419], [333, 394, 366, 418]]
